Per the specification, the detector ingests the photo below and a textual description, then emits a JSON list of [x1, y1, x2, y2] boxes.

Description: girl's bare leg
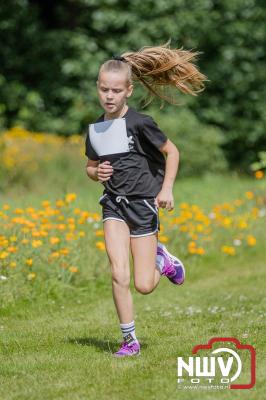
[[103, 219, 133, 323], [130, 232, 161, 294]]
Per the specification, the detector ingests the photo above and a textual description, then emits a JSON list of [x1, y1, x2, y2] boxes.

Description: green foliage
[[149, 108, 228, 177], [0, 0, 265, 171], [250, 151, 266, 171]]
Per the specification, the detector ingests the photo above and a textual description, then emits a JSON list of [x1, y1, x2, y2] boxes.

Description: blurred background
[[0, 3, 265, 398], [0, 0, 265, 194]]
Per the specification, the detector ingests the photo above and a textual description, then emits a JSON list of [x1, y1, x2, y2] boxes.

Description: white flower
[[233, 239, 242, 246], [0, 275, 7, 281], [259, 209, 266, 217]]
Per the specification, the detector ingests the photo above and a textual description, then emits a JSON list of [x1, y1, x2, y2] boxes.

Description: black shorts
[[98, 191, 160, 237]]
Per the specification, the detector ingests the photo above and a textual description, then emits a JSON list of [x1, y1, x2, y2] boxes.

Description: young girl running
[[85, 40, 207, 357]]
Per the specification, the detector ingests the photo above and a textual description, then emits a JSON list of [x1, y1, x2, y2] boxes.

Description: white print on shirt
[[89, 118, 130, 156], [128, 135, 134, 150]]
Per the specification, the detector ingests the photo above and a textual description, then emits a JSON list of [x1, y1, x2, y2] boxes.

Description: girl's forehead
[[98, 71, 128, 88]]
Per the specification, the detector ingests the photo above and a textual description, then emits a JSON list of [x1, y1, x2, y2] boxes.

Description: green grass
[[0, 173, 265, 399]]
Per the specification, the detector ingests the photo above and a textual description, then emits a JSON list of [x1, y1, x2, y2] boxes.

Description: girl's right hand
[[96, 160, 113, 182]]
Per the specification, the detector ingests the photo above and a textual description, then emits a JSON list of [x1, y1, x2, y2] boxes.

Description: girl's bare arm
[[159, 139, 179, 190]]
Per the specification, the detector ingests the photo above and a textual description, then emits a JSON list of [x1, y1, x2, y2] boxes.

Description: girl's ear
[[127, 84, 134, 97]]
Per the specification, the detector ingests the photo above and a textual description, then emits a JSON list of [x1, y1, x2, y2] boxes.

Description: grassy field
[[0, 173, 265, 399]]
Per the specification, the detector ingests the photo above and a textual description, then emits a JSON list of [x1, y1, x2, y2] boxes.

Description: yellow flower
[[180, 203, 190, 209], [32, 240, 43, 248], [0, 251, 9, 259], [10, 236, 17, 242], [14, 208, 24, 214], [32, 230, 41, 237], [196, 224, 204, 232], [25, 258, 33, 266], [158, 235, 169, 243], [68, 223, 75, 231], [95, 230, 104, 237], [27, 272, 36, 280], [21, 239, 29, 244], [196, 247, 205, 255], [7, 246, 18, 253], [50, 251, 60, 258], [56, 199, 65, 208], [188, 246, 197, 254], [238, 220, 248, 229], [57, 224, 66, 230], [59, 247, 69, 255], [96, 241, 105, 251], [223, 217, 232, 227], [69, 266, 78, 273], [221, 246, 236, 256], [9, 261, 17, 268], [42, 200, 51, 208], [245, 191, 254, 200], [254, 170, 264, 179], [65, 193, 77, 203], [3, 204, 10, 210], [246, 235, 256, 246], [50, 237, 60, 245]]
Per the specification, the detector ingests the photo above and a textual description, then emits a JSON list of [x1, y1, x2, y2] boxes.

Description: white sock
[[120, 320, 138, 344]]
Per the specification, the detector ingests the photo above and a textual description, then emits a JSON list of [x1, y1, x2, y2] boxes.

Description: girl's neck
[[104, 104, 128, 121]]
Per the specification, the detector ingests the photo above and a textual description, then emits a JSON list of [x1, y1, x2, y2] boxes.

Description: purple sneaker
[[157, 242, 185, 285], [113, 340, 141, 357]]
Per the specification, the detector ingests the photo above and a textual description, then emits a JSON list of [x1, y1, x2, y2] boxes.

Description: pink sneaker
[[113, 340, 141, 357], [157, 242, 185, 285]]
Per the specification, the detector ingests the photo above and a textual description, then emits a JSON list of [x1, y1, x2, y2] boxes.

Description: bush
[[148, 108, 228, 177]]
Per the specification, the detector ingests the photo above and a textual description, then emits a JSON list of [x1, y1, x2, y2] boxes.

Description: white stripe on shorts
[[143, 199, 158, 214], [130, 228, 159, 238], [102, 217, 126, 223]]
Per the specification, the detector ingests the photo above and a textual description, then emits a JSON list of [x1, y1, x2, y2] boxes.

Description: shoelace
[[162, 264, 176, 277], [119, 341, 137, 352]]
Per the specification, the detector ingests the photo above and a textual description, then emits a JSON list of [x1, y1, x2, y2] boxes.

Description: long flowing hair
[[99, 39, 208, 108]]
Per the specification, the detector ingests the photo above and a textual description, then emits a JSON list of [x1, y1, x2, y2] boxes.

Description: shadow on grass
[[67, 337, 147, 353]]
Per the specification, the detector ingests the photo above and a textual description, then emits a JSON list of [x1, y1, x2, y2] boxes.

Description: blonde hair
[[98, 39, 208, 108]]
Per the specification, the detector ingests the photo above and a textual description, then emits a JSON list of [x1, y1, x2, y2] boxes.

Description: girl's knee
[[134, 281, 154, 295], [111, 264, 130, 288]]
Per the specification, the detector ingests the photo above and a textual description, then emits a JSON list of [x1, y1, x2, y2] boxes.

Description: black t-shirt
[[85, 106, 168, 197]]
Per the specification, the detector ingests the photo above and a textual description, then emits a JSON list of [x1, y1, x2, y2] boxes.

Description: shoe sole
[[112, 351, 141, 357]]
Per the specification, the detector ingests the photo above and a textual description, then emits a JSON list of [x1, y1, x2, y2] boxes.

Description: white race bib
[[89, 118, 129, 156]]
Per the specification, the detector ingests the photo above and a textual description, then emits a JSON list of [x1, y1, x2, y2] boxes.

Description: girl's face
[[97, 71, 133, 115]]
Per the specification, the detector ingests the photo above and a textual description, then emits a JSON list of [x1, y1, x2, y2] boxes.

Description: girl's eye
[[101, 88, 122, 93]]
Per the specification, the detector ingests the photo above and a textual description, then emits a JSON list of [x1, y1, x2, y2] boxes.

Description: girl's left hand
[[155, 188, 174, 211]]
